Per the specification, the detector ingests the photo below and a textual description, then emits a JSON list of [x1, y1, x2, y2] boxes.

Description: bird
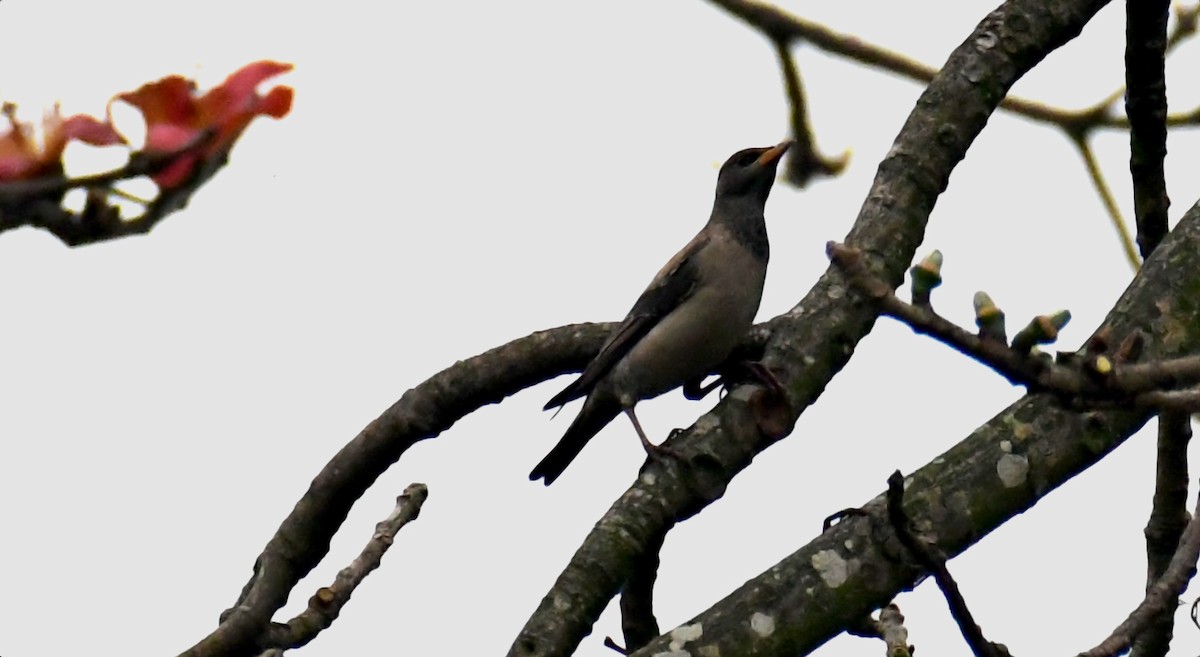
[[530, 140, 791, 485]]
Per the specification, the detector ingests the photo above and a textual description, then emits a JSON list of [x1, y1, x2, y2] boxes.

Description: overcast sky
[[3, 1, 1200, 656]]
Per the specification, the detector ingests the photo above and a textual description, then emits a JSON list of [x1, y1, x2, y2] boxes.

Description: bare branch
[[258, 484, 429, 652], [177, 323, 615, 657], [510, 1, 1116, 655], [1126, 0, 1172, 258], [1070, 136, 1141, 270], [705, 0, 1200, 133], [830, 241, 1200, 408], [771, 40, 848, 187], [616, 527, 666, 654], [627, 183, 1200, 657], [1080, 484, 1200, 657], [887, 472, 1005, 657], [1130, 413, 1193, 657], [877, 605, 913, 657]]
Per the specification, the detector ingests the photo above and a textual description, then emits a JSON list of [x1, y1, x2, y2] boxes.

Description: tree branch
[[176, 323, 615, 657], [886, 471, 1004, 657], [257, 484, 429, 652], [1071, 135, 1141, 269], [706, 0, 1200, 132], [508, 1, 1113, 655], [629, 192, 1200, 657], [1080, 480, 1200, 657], [1126, 0, 1172, 258], [1129, 413, 1192, 657], [771, 40, 848, 187], [829, 241, 1200, 408], [617, 526, 666, 653]]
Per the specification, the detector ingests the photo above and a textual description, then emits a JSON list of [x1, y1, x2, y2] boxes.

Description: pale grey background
[[1, 1, 1198, 655]]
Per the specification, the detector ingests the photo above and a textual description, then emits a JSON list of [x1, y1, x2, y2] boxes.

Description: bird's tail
[[530, 396, 621, 485]]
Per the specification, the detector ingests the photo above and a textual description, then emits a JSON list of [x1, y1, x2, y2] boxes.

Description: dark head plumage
[[714, 141, 791, 204]]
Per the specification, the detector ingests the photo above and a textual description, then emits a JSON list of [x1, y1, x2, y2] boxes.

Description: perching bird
[[530, 141, 791, 485]]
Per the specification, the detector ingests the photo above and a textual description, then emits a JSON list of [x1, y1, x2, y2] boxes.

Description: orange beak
[[755, 140, 793, 167]]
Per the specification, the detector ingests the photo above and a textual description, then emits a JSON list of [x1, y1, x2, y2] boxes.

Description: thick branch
[[1126, 0, 1171, 258], [617, 527, 666, 653], [177, 320, 771, 657], [508, 1, 1111, 655], [630, 195, 1200, 657], [177, 323, 616, 657]]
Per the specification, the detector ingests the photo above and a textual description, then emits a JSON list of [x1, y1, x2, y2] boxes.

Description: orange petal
[[214, 61, 294, 109], [259, 86, 293, 119], [144, 124, 202, 153], [60, 114, 126, 147], [117, 76, 199, 129]]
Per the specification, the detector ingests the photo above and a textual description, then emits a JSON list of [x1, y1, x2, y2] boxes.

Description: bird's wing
[[543, 231, 710, 410]]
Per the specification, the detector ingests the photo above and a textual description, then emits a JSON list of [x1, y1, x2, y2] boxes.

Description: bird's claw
[[642, 437, 685, 463]]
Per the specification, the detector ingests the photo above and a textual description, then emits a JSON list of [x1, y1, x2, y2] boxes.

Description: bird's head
[[714, 140, 792, 204]]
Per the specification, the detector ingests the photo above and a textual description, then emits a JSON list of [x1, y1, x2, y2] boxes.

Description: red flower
[[115, 60, 293, 188], [0, 104, 125, 180]]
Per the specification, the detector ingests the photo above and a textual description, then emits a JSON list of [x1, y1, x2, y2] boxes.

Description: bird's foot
[[640, 431, 685, 462], [682, 375, 723, 401], [823, 507, 871, 532]]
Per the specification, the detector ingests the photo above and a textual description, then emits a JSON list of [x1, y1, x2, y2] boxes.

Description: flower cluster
[[0, 60, 293, 189]]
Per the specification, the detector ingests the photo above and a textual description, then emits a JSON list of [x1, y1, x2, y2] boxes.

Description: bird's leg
[[624, 407, 682, 461], [682, 375, 723, 401]]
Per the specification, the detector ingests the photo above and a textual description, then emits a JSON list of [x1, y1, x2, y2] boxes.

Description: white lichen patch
[[672, 623, 703, 642], [652, 651, 691, 657], [698, 646, 722, 657], [811, 549, 849, 587], [999, 440, 1012, 453], [640, 471, 658, 486], [667, 622, 703, 652], [843, 539, 855, 551], [996, 453, 1029, 488], [750, 612, 776, 637]]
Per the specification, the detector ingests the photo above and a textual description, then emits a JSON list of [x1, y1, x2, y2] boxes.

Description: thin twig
[[1130, 413, 1192, 657], [878, 604, 913, 657], [260, 484, 430, 652], [772, 39, 848, 187], [828, 242, 1200, 408], [1080, 484, 1200, 657], [1070, 136, 1141, 270], [886, 472, 1003, 657], [705, 0, 1200, 133]]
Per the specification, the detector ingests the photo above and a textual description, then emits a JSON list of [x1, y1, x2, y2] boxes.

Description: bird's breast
[[608, 235, 766, 404]]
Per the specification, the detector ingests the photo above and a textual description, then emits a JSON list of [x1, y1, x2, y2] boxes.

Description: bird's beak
[[755, 140, 793, 167]]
